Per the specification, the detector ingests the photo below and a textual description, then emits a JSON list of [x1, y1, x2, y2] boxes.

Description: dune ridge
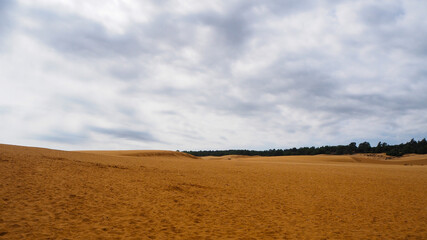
[[77, 150, 199, 159], [203, 153, 427, 165], [1, 143, 426, 239]]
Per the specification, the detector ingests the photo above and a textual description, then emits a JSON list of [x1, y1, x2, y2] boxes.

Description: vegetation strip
[[184, 138, 427, 157]]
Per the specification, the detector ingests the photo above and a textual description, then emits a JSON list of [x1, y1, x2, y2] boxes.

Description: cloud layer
[[1, 0, 426, 150]]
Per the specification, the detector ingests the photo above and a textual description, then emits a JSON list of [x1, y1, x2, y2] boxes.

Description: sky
[[1, 0, 427, 151]]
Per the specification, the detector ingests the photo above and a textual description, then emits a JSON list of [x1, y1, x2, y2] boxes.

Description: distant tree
[[335, 146, 345, 155], [358, 142, 371, 153], [348, 142, 357, 154], [407, 138, 418, 153], [417, 138, 427, 154], [184, 138, 426, 157], [374, 142, 382, 153], [387, 148, 403, 157]]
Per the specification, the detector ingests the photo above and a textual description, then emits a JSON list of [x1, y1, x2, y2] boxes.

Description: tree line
[[184, 138, 427, 157]]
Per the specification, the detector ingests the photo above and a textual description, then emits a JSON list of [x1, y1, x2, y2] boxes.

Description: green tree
[[348, 142, 357, 154], [358, 142, 371, 153]]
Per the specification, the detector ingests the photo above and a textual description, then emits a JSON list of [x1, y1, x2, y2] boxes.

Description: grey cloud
[[28, 10, 146, 58], [221, 57, 424, 125], [50, 95, 107, 117], [58, 95, 146, 126], [347, 93, 427, 112], [159, 110, 179, 116], [291, 88, 427, 121], [205, 96, 267, 116], [0, 0, 13, 28], [89, 126, 159, 142], [109, 65, 141, 81], [0, 106, 11, 115], [194, 10, 252, 49], [36, 130, 87, 144], [0, 0, 14, 45], [24, 0, 331, 71], [260, 0, 318, 15], [350, 3, 427, 58], [0, 0, 12, 11], [359, 3, 404, 26], [223, 100, 265, 116], [166, 129, 205, 142], [234, 0, 345, 17], [27, 8, 205, 60], [225, 61, 341, 116], [264, 70, 336, 97], [404, 31, 427, 57], [144, 14, 196, 48]]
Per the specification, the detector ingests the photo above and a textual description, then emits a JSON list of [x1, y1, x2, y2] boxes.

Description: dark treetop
[[184, 138, 427, 157]]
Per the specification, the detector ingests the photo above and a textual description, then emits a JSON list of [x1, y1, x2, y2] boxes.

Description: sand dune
[[1, 144, 426, 239], [351, 153, 427, 165], [204, 153, 427, 165], [78, 150, 199, 159]]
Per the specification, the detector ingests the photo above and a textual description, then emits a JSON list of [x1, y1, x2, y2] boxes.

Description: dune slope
[[1, 144, 426, 239], [78, 150, 199, 159]]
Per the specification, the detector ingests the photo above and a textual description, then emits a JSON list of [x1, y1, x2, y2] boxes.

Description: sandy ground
[[1, 144, 426, 239]]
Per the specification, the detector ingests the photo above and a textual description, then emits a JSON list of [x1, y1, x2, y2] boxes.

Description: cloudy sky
[[1, 0, 426, 150]]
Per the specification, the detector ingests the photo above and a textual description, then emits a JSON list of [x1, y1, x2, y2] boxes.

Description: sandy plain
[[0, 144, 426, 239]]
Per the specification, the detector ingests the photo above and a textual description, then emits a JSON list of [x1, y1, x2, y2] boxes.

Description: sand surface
[[1, 144, 426, 239]]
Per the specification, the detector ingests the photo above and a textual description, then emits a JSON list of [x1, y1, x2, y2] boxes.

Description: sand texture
[[1, 144, 427, 239]]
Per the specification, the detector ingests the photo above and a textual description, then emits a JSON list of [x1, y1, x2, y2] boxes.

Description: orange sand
[[1, 144, 426, 239]]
